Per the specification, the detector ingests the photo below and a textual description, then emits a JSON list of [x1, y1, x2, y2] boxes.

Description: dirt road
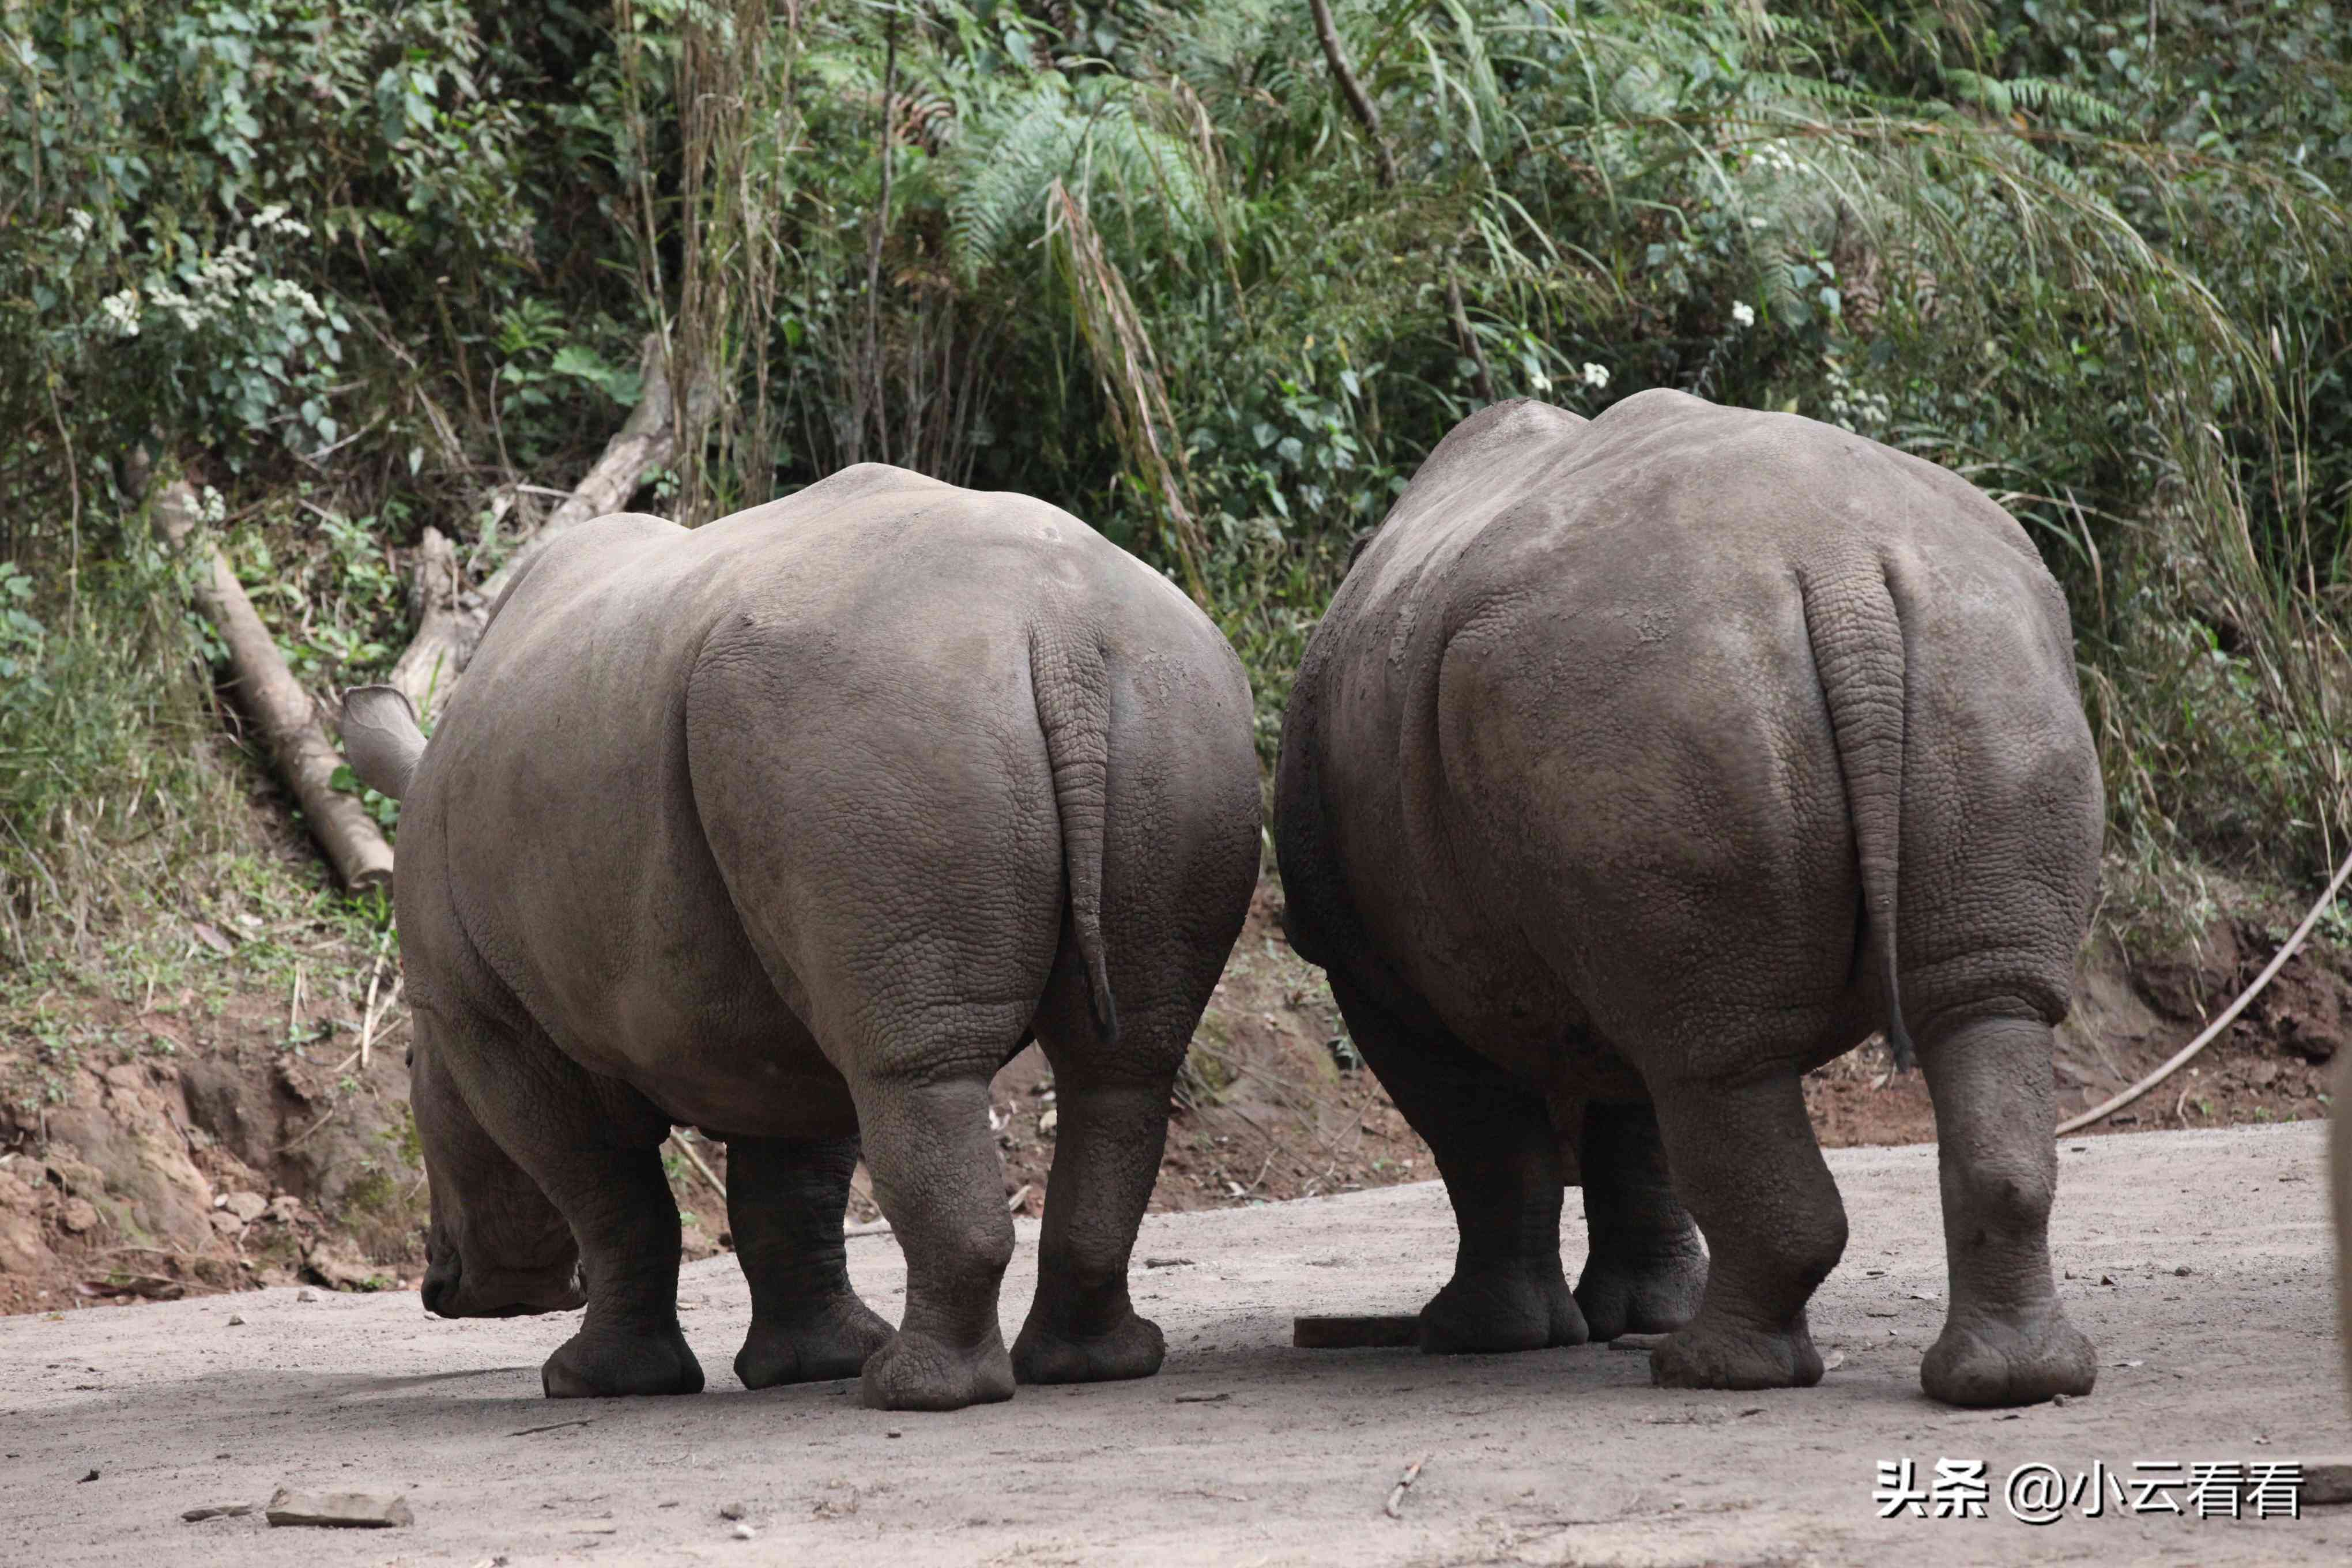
[[3, 1123, 2346, 1566]]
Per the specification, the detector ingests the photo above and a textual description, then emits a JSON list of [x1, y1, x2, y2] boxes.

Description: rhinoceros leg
[[1914, 1014, 2096, 1407], [432, 1013, 704, 1399], [1008, 1059, 1176, 1385], [534, 1141, 706, 1399], [1331, 977, 1587, 1354], [850, 1071, 1020, 1411], [1012, 959, 1193, 1385], [725, 1134, 893, 1390], [1646, 1069, 1842, 1390], [1574, 1100, 1708, 1340]]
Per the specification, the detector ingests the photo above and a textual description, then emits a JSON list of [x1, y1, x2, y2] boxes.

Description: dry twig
[[1384, 1454, 1429, 1519]]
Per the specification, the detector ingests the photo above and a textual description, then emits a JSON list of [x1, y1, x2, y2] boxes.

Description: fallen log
[[383, 526, 466, 723], [136, 459, 395, 892], [135, 334, 703, 892]]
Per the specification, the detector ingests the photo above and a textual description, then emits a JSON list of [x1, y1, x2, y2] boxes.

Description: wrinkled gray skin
[[1275, 391, 2104, 1407], [342, 465, 1261, 1411]]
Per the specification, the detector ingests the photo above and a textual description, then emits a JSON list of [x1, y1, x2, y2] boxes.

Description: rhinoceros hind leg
[[852, 1072, 1018, 1412], [1574, 1100, 1708, 1340], [537, 1145, 706, 1399], [1013, 967, 1194, 1385], [1646, 1068, 1840, 1390], [1332, 977, 1586, 1355], [725, 1134, 892, 1390], [1915, 1015, 2095, 1408]]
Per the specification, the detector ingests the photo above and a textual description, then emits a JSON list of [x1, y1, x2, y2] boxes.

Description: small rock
[[303, 1239, 381, 1291], [1143, 1257, 1196, 1269], [265, 1488, 412, 1529], [718, 1502, 745, 1521], [2302, 1458, 2352, 1506], [564, 1521, 617, 1535], [295, 1288, 319, 1303], [266, 1196, 303, 1223], [225, 1314, 245, 1327], [2173, 1265, 2192, 1277], [2097, 1275, 2116, 1287], [182, 1503, 257, 1522], [886, 1429, 903, 1439], [1037, 1107, 1059, 1137], [209, 1212, 246, 1238], [78, 1469, 98, 1483], [223, 1192, 269, 1223], [2051, 1394, 2070, 1407], [732, 1522, 756, 1540], [59, 1200, 99, 1235], [1610, 1332, 1672, 1352], [1820, 1351, 1846, 1371]]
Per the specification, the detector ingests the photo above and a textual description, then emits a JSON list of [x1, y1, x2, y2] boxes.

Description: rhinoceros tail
[[1800, 559, 1914, 1073], [1030, 623, 1119, 1042]]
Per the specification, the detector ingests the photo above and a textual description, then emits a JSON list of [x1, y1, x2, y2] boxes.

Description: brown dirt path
[[3, 1123, 2345, 1566]]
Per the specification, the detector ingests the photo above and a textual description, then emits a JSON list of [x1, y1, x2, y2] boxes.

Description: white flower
[[1580, 362, 1610, 390], [99, 289, 142, 338], [1731, 301, 1757, 329]]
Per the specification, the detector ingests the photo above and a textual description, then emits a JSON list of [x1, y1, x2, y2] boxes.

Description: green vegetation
[[3, 1, 2348, 970]]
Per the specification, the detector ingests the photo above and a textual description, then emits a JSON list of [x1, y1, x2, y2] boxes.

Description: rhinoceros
[[1275, 391, 2104, 1407], [342, 464, 1261, 1411]]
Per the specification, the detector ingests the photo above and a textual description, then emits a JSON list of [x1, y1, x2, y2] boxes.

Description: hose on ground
[[2056, 846, 2352, 1137]]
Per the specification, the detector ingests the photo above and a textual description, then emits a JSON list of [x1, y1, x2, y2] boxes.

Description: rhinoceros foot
[[1012, 1306, 1165, 1385], [541, 1320, 704, 1399], [1922, 1307, 2096, 1408], [736, 1294, 893, 1390], [859, 1325, 1016, 1412], [1419, 1261, 1588, 1354], [1649, 1310, 1823, 1390], [1575, 1246, 1708, 1342]]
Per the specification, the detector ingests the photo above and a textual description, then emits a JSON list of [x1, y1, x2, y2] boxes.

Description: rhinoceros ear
[[340, 684, 427, 802]]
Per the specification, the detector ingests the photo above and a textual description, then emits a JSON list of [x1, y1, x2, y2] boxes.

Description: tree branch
[[1307, 0, 1398, 189]]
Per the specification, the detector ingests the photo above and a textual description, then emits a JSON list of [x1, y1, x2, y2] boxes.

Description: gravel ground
[[2, 1122, 2346, 1566]]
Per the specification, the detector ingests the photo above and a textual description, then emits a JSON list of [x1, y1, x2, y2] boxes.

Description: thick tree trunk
[[139, 462, 396, 892]]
